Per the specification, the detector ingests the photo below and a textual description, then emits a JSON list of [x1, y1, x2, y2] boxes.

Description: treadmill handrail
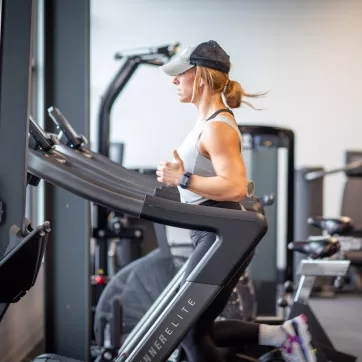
[[54, 144, 156, 194], [28, 149, 267, 249], [53, 146, 151, 196], [28, 149, 145, 217], [141, 195, 267, 286]]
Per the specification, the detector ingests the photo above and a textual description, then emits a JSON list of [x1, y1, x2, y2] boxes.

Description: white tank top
[[176, 114, 249, 204]]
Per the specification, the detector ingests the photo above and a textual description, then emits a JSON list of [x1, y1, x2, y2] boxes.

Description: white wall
[[91, 0, 362, 217]]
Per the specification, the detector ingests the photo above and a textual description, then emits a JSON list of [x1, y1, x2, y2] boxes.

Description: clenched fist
[[156, 150, 185, 186]]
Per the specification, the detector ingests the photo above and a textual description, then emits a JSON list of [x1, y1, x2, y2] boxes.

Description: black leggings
[[180, 201, 260, 362]]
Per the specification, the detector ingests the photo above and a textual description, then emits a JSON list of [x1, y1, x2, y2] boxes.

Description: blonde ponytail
[[224, 80, 266, 110], [192, 65, 266, 109]]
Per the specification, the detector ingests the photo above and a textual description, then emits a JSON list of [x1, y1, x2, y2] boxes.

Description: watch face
[[180, 173, 191, 189]]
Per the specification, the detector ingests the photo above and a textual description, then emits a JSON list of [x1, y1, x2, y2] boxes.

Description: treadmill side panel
[[125, 282, 220, 362]]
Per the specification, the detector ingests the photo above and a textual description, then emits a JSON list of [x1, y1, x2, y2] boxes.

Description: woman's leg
[[180, 229, 259, 362], [179, 197, 316, 362]]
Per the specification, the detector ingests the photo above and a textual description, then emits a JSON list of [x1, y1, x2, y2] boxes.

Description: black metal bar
[[286, 130, 295, 283], [97, 58, 139, 157], [0, 0, 34, 256], [95, 59, 139, 295], [97, 41, 180, 158], [305, 160, 362, 181], [42, 0, 91, 360]]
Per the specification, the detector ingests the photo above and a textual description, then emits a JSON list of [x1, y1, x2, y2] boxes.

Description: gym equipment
[[95, 44, 180, 233], [30, 111, 183, 353], [97, 42, 180, 158], [37, 111, 268, 359], [93, 193, 275, 358], [280, 238, 355, 362], [27, 112, 268, 361], [293, 167, 324, 280], [0, 221, 50, 322], [0, 3, 53, 362], [95, 41, 181, 278], [239, 126, 295, 320], [0, 0, 35, 256], [50, 105, 148, 320], [308, 215, 362, 292], [93, 43, 180, 309], [29, 116, 274, 361], [235, 236, 356, 362], [47, 42, 180, 351], [295, 153, 362, 292]]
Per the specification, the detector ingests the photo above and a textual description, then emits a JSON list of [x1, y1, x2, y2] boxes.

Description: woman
[[156, 40, 315, 362]]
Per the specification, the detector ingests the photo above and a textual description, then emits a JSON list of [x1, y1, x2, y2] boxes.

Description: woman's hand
[[156, 150, 185, 186]]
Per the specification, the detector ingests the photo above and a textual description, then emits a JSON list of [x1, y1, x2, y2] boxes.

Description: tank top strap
[[205, 108, 234, 122]]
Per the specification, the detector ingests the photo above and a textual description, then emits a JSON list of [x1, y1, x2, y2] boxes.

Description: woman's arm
[[186, 122, 247, 202], [156, 122, 248, 202]]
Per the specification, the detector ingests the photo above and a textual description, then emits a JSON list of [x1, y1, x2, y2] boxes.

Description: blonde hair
[[191, 66, 266, 109]]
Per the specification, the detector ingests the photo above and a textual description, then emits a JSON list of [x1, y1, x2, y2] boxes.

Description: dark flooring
[[309, 293, 362, 361]]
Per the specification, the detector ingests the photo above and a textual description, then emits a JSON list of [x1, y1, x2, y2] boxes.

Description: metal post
[[293, 167, 323, 279], [0, 0, 34, 256], [42, 0, 91, 360]]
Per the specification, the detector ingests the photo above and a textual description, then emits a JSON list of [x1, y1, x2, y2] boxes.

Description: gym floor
[[310, 294, 362, 361], [22, 294, 361, 362]]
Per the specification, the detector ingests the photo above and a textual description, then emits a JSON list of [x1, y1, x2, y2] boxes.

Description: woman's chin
[[178, 95, 191, 103]]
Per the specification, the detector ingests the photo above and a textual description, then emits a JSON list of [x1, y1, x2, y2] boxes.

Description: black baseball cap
[[160, 40, 230, 76]]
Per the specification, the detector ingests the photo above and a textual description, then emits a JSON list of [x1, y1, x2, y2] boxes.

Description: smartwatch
[[179, 172, 192, 189]]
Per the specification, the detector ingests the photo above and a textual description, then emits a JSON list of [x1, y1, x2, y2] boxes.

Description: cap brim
[[160, 60, 195, 76]]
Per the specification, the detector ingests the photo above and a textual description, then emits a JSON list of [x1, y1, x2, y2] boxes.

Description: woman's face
[[172, 68, 197, 103]]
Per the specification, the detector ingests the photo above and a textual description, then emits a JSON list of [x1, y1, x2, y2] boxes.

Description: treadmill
[[45, 107, 177, 198], [27, 117, 268, 362]]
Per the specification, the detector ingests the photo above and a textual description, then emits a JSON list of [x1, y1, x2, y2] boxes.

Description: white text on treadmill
[[140, 299, 196, 362]]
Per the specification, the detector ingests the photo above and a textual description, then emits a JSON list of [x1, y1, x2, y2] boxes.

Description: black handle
[[114, 42, 180, 60], [28, 116, 55, 151], [305, 160, 362, 181], [48, 106, 83, 149], [155, 42, 180, 58]]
